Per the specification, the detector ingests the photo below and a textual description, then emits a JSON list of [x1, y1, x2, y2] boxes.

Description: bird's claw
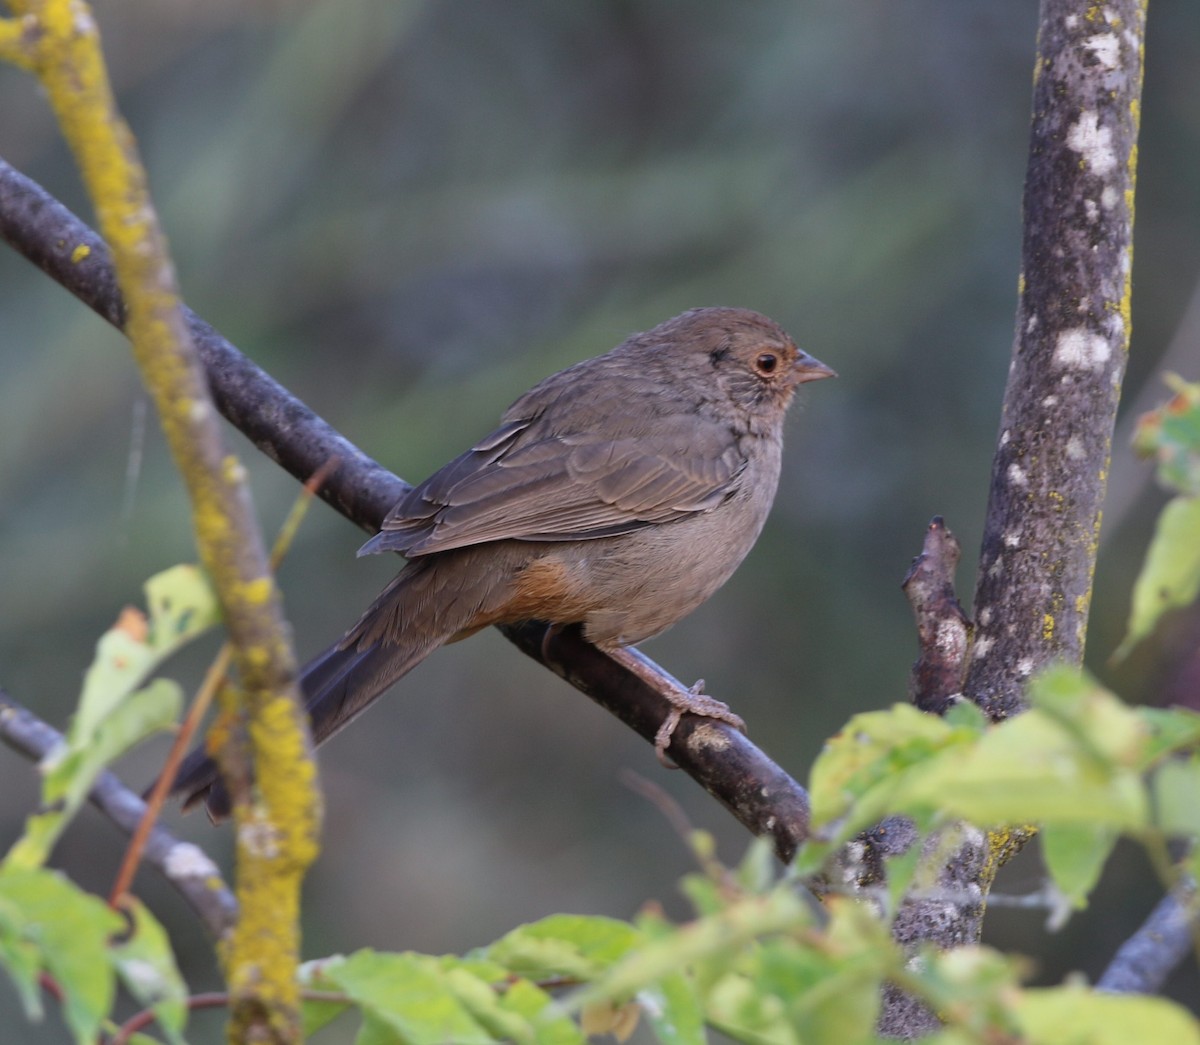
[[653, 679, 746, 768]]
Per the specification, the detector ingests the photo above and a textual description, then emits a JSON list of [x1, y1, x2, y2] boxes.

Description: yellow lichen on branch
[[0, 2, 320, 1042]]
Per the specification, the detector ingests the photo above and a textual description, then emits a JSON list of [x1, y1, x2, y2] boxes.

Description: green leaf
[[486, 915, 642, 981], [576, 888, 810, 1014], [111, 899, 188, 1045], [488, 977, 583, 1045], [1015, 985, 1200, 1044], [0, 868, 123, 1045], [706, 970, 798, 1045], [76, 564, 219, 739], [637, 971, 705, 1045], [787, 900, 889, 1043], [311, 950, 494, 1045], [1029, 666, 1150, 766], [901, 709, 1149, 830], [1132, 375, 1200, 496], [7, 679, 182, 870], [300, 958, 353, 1036], [144, 562, 222, 650], [1116, 494, 1200, 660], [1138, 706, 1200, 768], [3, 564, 212, 872], [895, 671, 1150, 831], [806, 703, 977, 830], [0, 886, 44, 1020], [913, 945, 1025, 1040], [1153, 756, 1200, 837], [1040, 823, 1116, 912], [442, 964, 583, 1045]]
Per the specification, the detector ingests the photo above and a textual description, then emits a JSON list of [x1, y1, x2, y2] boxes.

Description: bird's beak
[[792, 351, 837, 384]]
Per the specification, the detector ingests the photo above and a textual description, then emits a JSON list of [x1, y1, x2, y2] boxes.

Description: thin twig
[[0, 690, 238, 939]]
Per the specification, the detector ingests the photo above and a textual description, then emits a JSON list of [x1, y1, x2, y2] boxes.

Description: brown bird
[[172, 307, 834, 816]]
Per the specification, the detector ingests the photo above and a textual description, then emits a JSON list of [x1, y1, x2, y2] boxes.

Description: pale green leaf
[[1131, 376, 1200, 495], [74, 564, 217, 740], [0, 887, 44, 1020], [486, 915, 642, 981], [900, 708, 1150, 830], [315, 950, 493, 1045], [144, 562, 222, 651], [807, 703, 974, 828], [1138, 706, 1200, 768], [1116, 494, 1200, 660], [0, 868, 122, 1045], [1040, 823, 1116, 910], [637, 972, 705, 1045], [574, 888, 809, 1012], [1015, 985, 1200, 1044], [7, 679, 182, 870], [491, 977, 583, 1045], [111, 899, 188, 1045], [1153, 756, 1200, 837]]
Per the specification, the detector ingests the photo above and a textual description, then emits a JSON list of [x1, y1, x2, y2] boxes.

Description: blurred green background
[[1, 1, 1198, 1040]]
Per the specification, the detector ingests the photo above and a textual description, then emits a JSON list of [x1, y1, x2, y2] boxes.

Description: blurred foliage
[[1, 1, 1199, 1040]]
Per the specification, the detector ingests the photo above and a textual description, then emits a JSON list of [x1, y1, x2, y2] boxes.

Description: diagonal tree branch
[[1096, 880, 1198, 995], [0, 156, 811, 862]]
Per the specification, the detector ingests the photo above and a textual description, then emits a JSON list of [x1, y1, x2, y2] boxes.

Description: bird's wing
[[360, 412, 746, 557]]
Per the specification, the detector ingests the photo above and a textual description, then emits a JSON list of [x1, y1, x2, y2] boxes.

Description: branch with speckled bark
[[881, 3, 1146, 1038], [967, 1, 1141, 720]]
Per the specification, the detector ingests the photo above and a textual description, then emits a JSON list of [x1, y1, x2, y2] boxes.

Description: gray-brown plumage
[[171, 307, 834, 816]]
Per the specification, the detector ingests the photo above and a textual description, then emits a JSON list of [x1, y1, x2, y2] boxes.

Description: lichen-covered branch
[[0, 4, 317, 1041], [966, 0, 1144, 720]]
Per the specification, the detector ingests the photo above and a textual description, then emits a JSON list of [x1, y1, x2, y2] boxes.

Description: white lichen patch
[[1042, 394, 1059, 408], [1003, 531, 1022, 549], [1066, 111, 1117, 176], [1065, 435, 1086, 460], [164, 841, 221, 880], [937, 618, 967, 656], [978, 607, 993, 627], [1084, 32, 1121, 71], [1007, 463, 1028, 487], [1084, 198, 1099, 222], [1054, 327, 1110, 370], [1016, 657, 1035, 677], [973, 635, 994, 659], [1101, 185, 1120, 209]]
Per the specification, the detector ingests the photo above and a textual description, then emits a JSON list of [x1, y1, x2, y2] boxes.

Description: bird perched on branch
[[171, 306, 835, 817]]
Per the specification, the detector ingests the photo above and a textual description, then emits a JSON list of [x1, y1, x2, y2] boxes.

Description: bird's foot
[[654, 679, 746, 768]]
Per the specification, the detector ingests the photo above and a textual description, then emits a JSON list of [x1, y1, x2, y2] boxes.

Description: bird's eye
[[754, 352, 779, 376]]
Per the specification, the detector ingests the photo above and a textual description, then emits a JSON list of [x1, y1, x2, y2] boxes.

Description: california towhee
[[171, 307, 834, 816]]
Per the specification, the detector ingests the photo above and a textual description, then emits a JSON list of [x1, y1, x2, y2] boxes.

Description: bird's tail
[[167, 553, 500, 819]]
